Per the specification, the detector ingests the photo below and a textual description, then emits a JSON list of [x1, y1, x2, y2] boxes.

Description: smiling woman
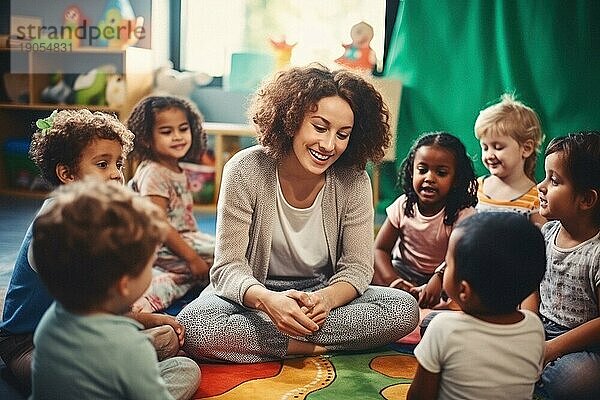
[[176, 64, 419, 364]]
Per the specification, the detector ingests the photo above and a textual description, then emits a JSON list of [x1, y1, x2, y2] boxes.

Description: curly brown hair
[[32, 178, 168, 313], [29, 109, 134, 187], [127, 96, 206, 163], [247, 64, 391, 170]]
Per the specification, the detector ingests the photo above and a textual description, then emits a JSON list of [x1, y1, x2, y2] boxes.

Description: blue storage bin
[[2, 138, 40, 189]]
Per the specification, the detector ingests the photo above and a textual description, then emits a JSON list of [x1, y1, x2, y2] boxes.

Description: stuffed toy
[[269, 36, 296, 70], [106, 74, 126, 108], [63, 5, 88, 48], [97, 0, 144, 48], [153, 62, 212, 98], [72, 65, 117, 105], [41, 72, 72, 104], [335, 21, 376, 72]]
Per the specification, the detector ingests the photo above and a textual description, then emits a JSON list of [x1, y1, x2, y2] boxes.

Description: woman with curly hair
[[126, 96, 214, 313], [177, 64, 419, 363]]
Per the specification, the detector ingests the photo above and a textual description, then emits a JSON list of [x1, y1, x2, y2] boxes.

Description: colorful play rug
[[193, 345, 417, 400]]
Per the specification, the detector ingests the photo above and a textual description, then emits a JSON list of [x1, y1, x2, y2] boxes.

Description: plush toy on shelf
[[40, 72, 72, 104], [153, 62, 212, 98], [335, 21, 376, 72], [72, 65, 117, 106], [105, 74, 126, 108]]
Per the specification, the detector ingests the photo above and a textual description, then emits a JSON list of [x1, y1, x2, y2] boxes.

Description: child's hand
[[418, 274, 443, 308], [188, 255, 209, 279], [409, 284, 425, 300]]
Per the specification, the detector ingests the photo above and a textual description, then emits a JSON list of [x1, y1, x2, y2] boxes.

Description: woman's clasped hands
[[259, 289, 332, 337]]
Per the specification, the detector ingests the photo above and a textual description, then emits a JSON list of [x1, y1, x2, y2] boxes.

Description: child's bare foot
[[144, 325, 180, 360]]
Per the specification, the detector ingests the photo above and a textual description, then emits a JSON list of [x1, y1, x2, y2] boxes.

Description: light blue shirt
[[31, 302, 174, 400]]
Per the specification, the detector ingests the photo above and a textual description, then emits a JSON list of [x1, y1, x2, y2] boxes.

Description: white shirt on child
[[386, 195, 475, 274], [414, 310, 544, 400]]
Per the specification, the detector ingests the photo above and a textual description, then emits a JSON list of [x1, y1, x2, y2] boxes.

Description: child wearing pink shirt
[[373, 132, 478, 308]]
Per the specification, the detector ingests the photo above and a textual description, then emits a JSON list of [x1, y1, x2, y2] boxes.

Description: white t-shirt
[[414, 310, 544, 400], [268, 172, 329, 278]]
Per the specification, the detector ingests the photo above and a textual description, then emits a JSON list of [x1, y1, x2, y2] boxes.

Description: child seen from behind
[[31, 179, 200, 400], [522, 131, 600, 400], [373, 132, 478, 308], [128, 96, 215, 312], [474, 93, 546, 226], [408, 212, 546, 400]]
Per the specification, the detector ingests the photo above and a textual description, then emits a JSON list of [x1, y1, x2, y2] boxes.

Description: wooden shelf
[[0, 187, 48, 199], [203, 122, 255, 204], [0, 47, 153, 193]]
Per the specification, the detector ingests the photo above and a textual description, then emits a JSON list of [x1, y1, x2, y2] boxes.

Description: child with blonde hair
[[474, 93, 546, 226], [523, 131, 600, 399], [0, 109, 186, 395], [31, 179, 199, 400], [127, 96, 215, 312]]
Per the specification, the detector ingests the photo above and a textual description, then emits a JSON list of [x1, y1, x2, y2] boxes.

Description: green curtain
[[379, 0, 600, 211]]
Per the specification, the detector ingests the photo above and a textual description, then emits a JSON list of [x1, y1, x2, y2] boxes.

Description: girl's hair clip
[[36, 110, 58, 133]]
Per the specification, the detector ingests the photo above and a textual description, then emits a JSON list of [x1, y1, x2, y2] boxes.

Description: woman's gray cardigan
[[210, 145, 375, 305]]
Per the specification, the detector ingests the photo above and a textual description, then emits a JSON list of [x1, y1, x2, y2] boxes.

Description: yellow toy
[[269, 36, 296, 70]]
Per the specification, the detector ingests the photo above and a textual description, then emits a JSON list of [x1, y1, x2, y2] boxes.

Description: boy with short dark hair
[[408, 212, 546, 400]]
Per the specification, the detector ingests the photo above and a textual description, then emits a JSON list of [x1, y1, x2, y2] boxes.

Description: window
[[180, 0, 386, 77]]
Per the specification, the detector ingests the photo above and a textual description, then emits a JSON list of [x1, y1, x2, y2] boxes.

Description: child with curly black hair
[[178, 63, 419, 363], [373, 132, 478, 308], [0, 109, 186, 395], [127, 96, 214, 313]]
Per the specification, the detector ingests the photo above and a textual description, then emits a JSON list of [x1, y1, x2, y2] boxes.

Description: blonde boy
[[474, 94, 546, 226]]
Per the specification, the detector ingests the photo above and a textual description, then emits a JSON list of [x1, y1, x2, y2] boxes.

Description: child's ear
[[458, 280, 472, 303], [55, 164, 76, 184], [115, 275, 131, 297], [579, 189, 599, 212], [521, 139, 535, 158]]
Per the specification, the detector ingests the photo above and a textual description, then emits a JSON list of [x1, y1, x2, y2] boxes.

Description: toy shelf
[[0, 46, 153, 196]]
